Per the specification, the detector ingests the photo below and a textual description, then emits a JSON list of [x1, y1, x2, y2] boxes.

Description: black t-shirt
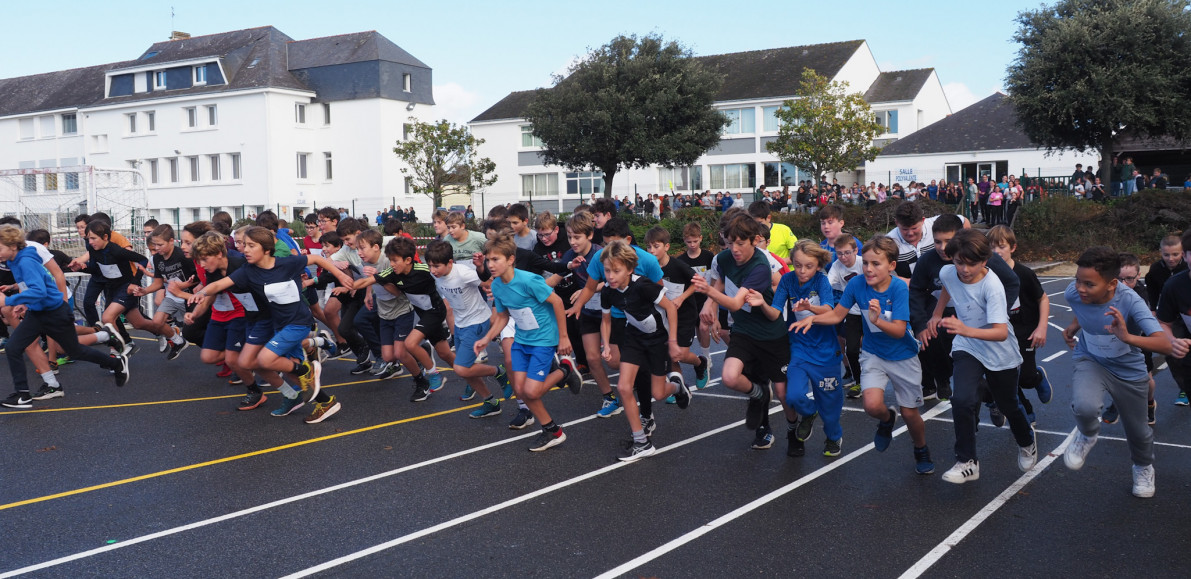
[[561, 243, 601, 317], [1156, 271, 1191, 329], [676, 249, 714, 310], [1145, 259, 1187, 311], [375, 263, 446, 324], [1009, 261, 1043, 331], [534, 229, 574, 293], [660, 257, 697, 324], [227, 255, 311, 328], [153, 248, 197, 287], [600, 276, 667, 344]]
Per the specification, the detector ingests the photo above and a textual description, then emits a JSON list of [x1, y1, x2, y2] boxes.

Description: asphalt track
[[2, 275, 1189, 578]]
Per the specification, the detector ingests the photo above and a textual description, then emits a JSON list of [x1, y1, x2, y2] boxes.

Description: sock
[[40, 371, 59, 389], [749, 383, 765, 400], [787, 419, 798, 433], [542, 420, 559, 432], [632, 429, 647, 443], [170, 333, 185, 345], [426, 365, 439, 375], [247, 383, 262, 394], [484, 395, 496, 404], [311, 336, 326, 348], [413, 371, 427, 386], [603, 392, 616, 401], [517, 399, 528, 410], [94, 330, 110, 343], [279, 382, 299, 399], [314, 391, 330, 403], [292, 361, 308, 376]]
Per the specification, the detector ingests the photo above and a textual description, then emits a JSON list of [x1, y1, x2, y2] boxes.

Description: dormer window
[[194, 65, 207, 85], [153, 70, 167, 90]]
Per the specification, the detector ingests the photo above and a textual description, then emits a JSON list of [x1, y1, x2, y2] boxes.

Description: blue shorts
[[265, 323, 309, 361], [203, 318, 246, 353], [511, 342, 555, 382], [244, 318, 273, 346], [379, 311, 416, 345], [106, 285, 141, 310], [453, 320, 490, 369]]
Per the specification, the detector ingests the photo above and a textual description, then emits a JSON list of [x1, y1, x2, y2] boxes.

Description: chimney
[[170, 30, 191, 41]]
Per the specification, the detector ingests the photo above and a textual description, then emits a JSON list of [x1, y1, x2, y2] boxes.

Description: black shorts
[[610, 317, 627, 347], [620, 333, 670, 377], [580, 313, 602, 335], [718, 308, 730, 331], [726, 332, 790, 384], [676, 313, 696, 348], [414, 316, 451, 344], [105, 285, 141, 310], [304, 286, 319, 307]]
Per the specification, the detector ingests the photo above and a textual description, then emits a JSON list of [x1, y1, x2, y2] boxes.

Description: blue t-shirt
[[939, 265, 1022, 371], [492, 268, 560, 347], [839, 275, 919, 361], [773, 270, 840, 366], [587, 244, 663, 319], [1066, 282, 1162, 382], [227, 255, 313, 330]]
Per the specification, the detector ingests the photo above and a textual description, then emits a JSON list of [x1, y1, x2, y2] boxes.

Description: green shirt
[[716, 249, 787, 342], [447, 230, 486, 265]]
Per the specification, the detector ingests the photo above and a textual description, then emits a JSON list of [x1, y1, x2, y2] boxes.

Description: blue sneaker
[[597, 397, 623, 418], [1035, 365, 1053, 404], [874, 406, 896, 452], [1175, 392, 1190, 406], [469, 399, 501, 419], [664, 395, 677, 404], [914, 445, 935, 475], [271, 395, 304, 417], [694, 355, 710, 389], [496, 365, 512, 399], [427, 371, 445, 392], [460, 384, 475, 401]]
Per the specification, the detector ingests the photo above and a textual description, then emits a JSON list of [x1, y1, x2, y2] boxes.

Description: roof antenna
[[170, 6, 175, 37]]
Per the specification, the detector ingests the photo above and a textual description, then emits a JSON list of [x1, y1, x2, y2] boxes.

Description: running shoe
[[1102, 403, 1119, 424], [375, 362, 400, 380], [410, 382, 430, 402], [33, 384, 64, 400], [941, 460, 980, 484], [619, 439, 656, 462], [103, 323, 126, 355], [642, 413, 656, 437], [238, 390, 267, 411], [987, 402, 1006, 428], [215, 362, 233, 378], [1148, 400, 1157, 425], [469, 399, 501, 419], [937, 383, 952, 401], [158, 335, 168, 353], [1018, 427, 1038, 472], [297, 360, 321, 403], [845, 383, 862, 399], [1132, 464, 1156, 498], [1175, 392, 1189, 406], [113, 354, 130, 387], [874, 406, 897, 452], [670, 373, 691, 409], [508, 407, 535, 430], [271, 395, 304, 417], [528, 428, 566, 452], [1035, 365, 1053, 404], [2, 392, 33, 409], [787, 428, 805, 457], [369, 360, 390, 376], [597, 397, 623, 418], [694, 355, 710, 389], [922, 386, 938, 401], [55, 356, 73, 366], [305, 395, 341, 424], [427, 371, 445, 392], [559, 354, 582, 394], [914, 445, 935, 475], [350, 359, 375, 375], [166, 340, 190, 361], [1064, 432, 1098, 470], [496, 365, 512, 399], [745, 382, 770, 430], [751, 425, 774, 450], [334, 342, 351, 360], [796, 412, 817, 442], [460, 384, 475, 401], [823, 437, 842, 457], [664, 395, 677, 404], [315, 330, 336, 363]]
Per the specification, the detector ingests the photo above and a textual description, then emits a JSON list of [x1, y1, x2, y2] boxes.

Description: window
[[23, 175, 36, 192], [19, 118, 33, 140], [154, 70, 167, 90], [520, 125, 543, 147], [565, 171, 604, 195], [193, 65, 207, 85], [297, 153, 309, 179], [522, 173, 559, 197], [146, 111, 155, 132], [657, 166, 701, 191], [188, 156, 199, 182], [44, 173, 58, 191], [762, 106, 782, 132], [185, 107, 197, 128], [403, 123, 413, 140], [62, 113, 77, 135], [206, 105, 217, 126], [763, 162, 801, 187], [403, 73, 412, 92], [709, 163, 756, 189], [39, 115, 55, 137], [65, 172, 79, 190], [127, 113, 137, 134], [209, 155, 221, 181], [721, 107, 756, 135], [324, 152, 333, 180], [169, 158, 179, 183], [875, 110, 899, 134], [148, 159, 159, 184], [230, 153, 241, 180], [295, 103, 306, 124], [404, 176, 413, 195], [91, 134, 109, 153], [322, 103, 331, 125]]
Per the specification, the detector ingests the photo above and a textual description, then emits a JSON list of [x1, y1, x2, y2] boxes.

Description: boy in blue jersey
[[751, 240, 843, 457], [1062, 246, 1170, 498], [792, 236, 934, 474], [474, 236, 577, 452]]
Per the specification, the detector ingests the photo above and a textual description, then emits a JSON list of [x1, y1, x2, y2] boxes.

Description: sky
[[0, 0, 1046, 125]]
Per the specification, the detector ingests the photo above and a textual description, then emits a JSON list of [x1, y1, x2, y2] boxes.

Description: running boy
[[644, 226, 709, 391], [130, 224, 194, 360], [828, 235, 864, 398]]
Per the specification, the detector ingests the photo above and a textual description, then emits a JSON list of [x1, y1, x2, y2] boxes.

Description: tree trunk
[[1100, 135, 1114, 194], [601, 168, 617, 199]]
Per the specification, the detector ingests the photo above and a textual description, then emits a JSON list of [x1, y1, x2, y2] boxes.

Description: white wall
[[865, 148, 1102, 187], [832, 41, 881, 97]]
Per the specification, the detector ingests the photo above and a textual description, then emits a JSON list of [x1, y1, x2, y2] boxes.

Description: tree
[[1005, 0, 1191, 186], [524, 34, 726, 197], [392, 118, 497, 210], [765, 69, 883, 186]]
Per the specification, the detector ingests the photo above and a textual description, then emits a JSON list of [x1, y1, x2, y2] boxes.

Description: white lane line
[[897, 430, 1075, 579], [0, 411, 601, 578], [1046, 291, 1066, 297], [1050, 303, 1072, 311], [1042, 351, 1067, 362], [591, 402, 952, 579], [1048, 322, 1067, 332], [1039, 278, 1069, 284], [696, 392, 747, 401], [282, 407, 787, 579]]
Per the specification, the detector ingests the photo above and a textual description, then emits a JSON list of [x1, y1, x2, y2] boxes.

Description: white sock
[[170, 333, 184, 345], [313, 336, 328, 348], [40, 371, 59, 388], [94, 330, 110, 343], [426, 365, 439, 375], [517, 399, 528, 410], [280, 382, 299, 399]]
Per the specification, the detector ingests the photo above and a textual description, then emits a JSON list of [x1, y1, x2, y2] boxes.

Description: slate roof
[[287, 31, 429, 69], [877, 93, 1035, 156], [0, 62, 128, 117], [864, 69, 933, 103], [472, 40, 875, 123]]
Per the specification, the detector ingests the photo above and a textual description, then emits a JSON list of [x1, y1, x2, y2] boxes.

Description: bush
[[1014, 189, 1191, 262]]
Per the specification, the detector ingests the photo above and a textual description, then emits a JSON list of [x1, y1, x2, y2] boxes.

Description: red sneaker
[[216, 363, 233, 378]]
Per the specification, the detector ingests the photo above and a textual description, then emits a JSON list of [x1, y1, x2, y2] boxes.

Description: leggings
[[7, 302, 120, 393]]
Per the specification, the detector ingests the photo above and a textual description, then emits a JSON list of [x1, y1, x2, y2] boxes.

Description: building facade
[[469, 40, 951, 215], [0, 26, 436, 229]]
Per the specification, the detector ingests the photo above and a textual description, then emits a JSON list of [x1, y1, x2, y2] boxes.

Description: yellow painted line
[[0, 401, 487, 511]]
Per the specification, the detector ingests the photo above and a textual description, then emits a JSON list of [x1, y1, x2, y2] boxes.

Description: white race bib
[[508, 306, 539, 331], [865, 310, 893, 333], [212, 292, 235, 312], [1083, 332, 1130, 358], [263, 281, 300, 305], [98, 263, 122, 279], [407, 293, 432, 311], [231, 291, 258, 312], [662, 280, 684, 301], [725, 279, 750, 313]]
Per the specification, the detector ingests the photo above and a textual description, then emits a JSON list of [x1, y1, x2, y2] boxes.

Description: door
[[945, 164, 961, 184], [978, 163, 993, 180]]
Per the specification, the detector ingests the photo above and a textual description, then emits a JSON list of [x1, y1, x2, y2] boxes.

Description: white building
[[468, 39, 951, 214], [865, 92, 1100, 186], [0, 26, 436, 229]]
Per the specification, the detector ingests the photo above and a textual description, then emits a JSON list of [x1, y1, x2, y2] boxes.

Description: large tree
[[765, 69, 883, 185], [524, 34, 726, 197], [1005, 0, 1191, 185], [393, 118, 497, 210]]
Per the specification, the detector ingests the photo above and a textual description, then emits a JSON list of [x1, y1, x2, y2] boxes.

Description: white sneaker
[[941, 460, 980, 484], [1064, 432, 1098, 471], [1018, 428, 1038, 472], [157, 335, 168, 353], [1132, 464, 1155, 498]]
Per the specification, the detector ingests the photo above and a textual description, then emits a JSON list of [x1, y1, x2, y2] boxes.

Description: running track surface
[[2, 276, 1189, 578]]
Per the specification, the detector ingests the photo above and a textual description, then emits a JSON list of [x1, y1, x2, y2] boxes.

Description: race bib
[[231, 291, 258, 312], [508, 306, 539, 331], [1179, 312, 1191, 331], [865, 310, 893, 333], [626, 312, 658, 334], [98, 263, 122, 279], [725, 279, 750, 313], [263, 281, 300, 305], [584, 292, 602, 312], [407, 293, 432, 311], [1083, 332, 1130, 358], [662, 280, 684, 301], [212, 292, 234, 312]]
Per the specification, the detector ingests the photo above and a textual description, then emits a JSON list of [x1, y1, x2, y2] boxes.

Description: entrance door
[[978, 163, 993, 180], [945, 164, 961, 184]]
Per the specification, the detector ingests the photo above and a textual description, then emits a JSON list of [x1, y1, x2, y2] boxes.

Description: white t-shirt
[[939, 265, 1022, 371], [434, 265, 492, 328], [886, 214, 969, 276], [827, 258, 864, 315]]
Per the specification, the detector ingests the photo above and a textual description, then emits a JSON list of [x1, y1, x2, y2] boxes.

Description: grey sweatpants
[[1070, 358, 1154, 467]]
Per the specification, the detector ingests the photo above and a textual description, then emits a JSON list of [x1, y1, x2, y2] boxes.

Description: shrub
[[1014, 190, 1191, 262]]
